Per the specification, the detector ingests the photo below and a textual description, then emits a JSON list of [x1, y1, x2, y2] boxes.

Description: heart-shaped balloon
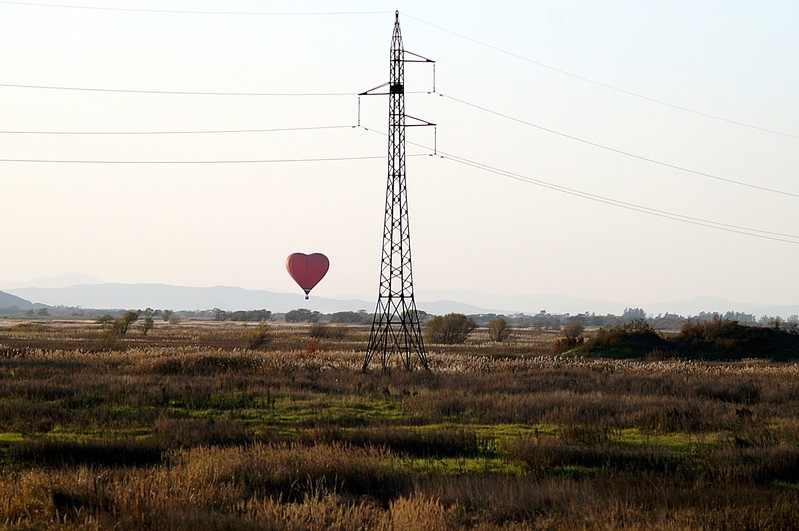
[[286, 253, 330, 299]]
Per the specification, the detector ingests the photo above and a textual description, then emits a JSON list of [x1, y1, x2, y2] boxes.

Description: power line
[[405, 13, 799, 140], [0, 124, 353, 135], [0, 153, 428, 164], [358, 126, 799, 245], [0, 83, 354, 96], [0, 1, 389, 15], [441, 93, 799, 200], [0, 154, 384, 164], [440, 152, 799, 244]]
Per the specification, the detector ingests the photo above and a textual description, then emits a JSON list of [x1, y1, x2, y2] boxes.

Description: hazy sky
[[2, 0, 798, 310]]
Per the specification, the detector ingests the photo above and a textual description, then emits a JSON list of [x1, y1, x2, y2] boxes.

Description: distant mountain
[[5, 282, 797, 318], [0, 273, 104, 290], [0, 291, 33, 309], [8, 283, 314, 312], [7, 283, 502, 315]]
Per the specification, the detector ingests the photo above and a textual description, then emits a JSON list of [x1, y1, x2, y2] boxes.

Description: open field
[[2, 319, 799, 529]]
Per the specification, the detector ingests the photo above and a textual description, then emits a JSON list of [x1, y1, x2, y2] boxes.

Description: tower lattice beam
[[362, 11, 433, 372]]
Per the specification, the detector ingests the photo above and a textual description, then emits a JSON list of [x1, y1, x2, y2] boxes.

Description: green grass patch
[[45, 427, 152, 441], [774, 481, 799, 491], [169, 394, 408, 433], [411, 456, 524, 475], [612, 427, 722, 448], [0, 432, 24, 443], [472, 423, 560, 441]]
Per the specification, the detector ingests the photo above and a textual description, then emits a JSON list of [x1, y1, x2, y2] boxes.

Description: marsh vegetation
[[1, 319, 799, 529]]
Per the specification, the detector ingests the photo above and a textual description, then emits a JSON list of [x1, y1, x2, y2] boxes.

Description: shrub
[[425, 313, 477, 344], [576, 324, 669, 359], [563, 321, 585, 340], [105, 311, 139, 336], [488, 317, 511, 342], [139, 316, 154, 335], [245, 324, 271, 350], [554, 321, 586, 353], [675, 318, 799, 360]]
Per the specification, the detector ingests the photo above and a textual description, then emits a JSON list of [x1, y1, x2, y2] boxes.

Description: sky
[[2, 0, 799, 312]]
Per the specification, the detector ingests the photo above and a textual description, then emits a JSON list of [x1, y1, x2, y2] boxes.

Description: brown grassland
[[2, 319, 799, 529]]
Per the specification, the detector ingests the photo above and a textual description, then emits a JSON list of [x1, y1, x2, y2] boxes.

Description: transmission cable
[[0, 154, 380, 164], [405, 13, 798, 140], [0, 83, 429, 97], [440, 93, 799, 200], [0, 1, 389, 15], [0, 153, 428, 164], [440, 152, 799, 242], [0, 124, 353, 135], [358, 126, 799, 245], [0, 83, 354, 97]]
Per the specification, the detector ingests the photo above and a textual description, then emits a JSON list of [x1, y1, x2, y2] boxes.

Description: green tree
[[109, 310, 139, 336], [227, 309, 272, 322], [139, 316, 155, 335], [622, 307, 647, 321], [425, 313, 477, 344], [488, 317, 511, 342], [563, 320, 585, 340], [285, 309, 321, 323]]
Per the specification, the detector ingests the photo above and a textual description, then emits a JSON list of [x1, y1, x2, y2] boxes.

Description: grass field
[[2, 319, 799, 529]]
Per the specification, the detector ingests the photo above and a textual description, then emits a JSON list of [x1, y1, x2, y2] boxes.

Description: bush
[[139, 316, 155, 335], [563, 321, 585, 340], [106, 311, 139, 336], [577, 324, 668, 358], [554, 320, 586, 353], [675, 318, 799, 360], [488, 317, 511, 342], [245, 324, 271, 350], [425, 313, 477, 344]]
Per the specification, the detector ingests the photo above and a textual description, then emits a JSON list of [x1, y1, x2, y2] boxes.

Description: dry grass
[[3, 319, 799, 528]]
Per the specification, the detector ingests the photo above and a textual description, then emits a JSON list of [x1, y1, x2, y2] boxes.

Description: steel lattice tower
[[361, 11, 433, 372]]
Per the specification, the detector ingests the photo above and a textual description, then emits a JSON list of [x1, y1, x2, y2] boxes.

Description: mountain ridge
[[5, 282, 798, 318], [0, 290, 34, 309]]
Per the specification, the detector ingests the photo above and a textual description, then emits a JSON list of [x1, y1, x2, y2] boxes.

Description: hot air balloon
[[286, 252, 329, 299]]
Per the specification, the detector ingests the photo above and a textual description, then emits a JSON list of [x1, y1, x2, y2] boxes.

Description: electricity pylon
[[361, 11, 434, 372]]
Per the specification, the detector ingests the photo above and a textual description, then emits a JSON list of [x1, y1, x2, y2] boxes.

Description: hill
[[0, 291, 33, 309], [6, 283, 488, 315], [5, 281, 798, 318]]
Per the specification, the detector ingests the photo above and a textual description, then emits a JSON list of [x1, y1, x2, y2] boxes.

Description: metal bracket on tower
[[361, 11, 434, 372]]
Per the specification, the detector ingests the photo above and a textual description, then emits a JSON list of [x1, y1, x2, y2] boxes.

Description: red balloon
[[286, 253, 330, 299]]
